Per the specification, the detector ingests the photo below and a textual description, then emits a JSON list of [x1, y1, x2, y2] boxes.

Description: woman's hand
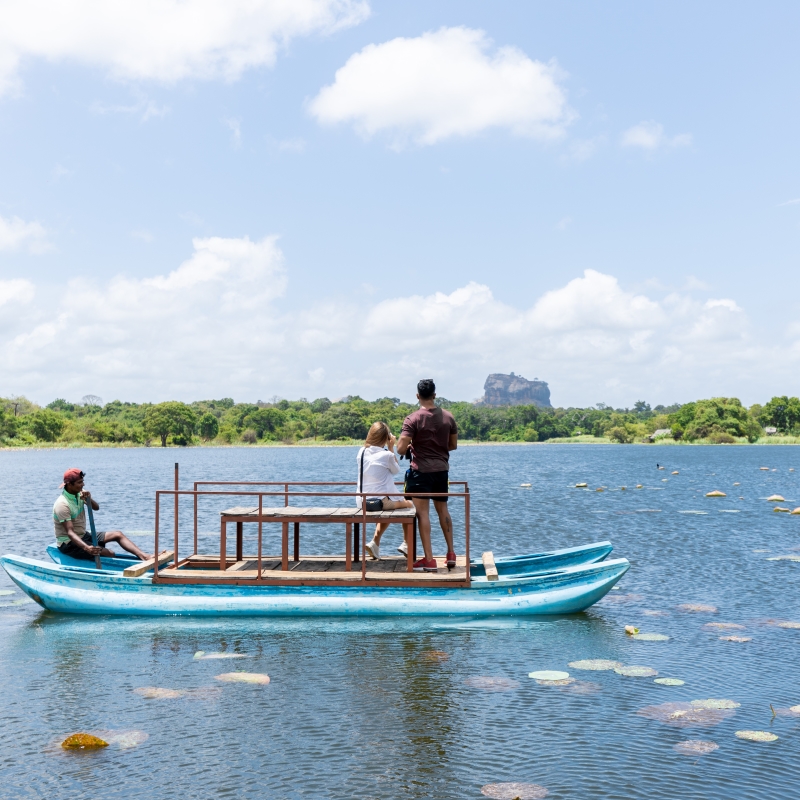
[[388, 433, 397, 450]]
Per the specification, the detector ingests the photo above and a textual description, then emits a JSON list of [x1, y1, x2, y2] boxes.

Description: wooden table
[[219, 506, 418, 573]]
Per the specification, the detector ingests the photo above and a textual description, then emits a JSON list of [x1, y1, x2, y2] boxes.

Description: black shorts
[[404, 469, 449, 502], [58, 531, 106, 560]]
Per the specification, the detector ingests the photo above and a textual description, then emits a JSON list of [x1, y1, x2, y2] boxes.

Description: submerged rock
[[673, 740, 718, 756], [568, 659, 622, 671], [703, 622, 745, 630], [720, 636, 752, 642], [61, 733, 109, 750], [767, 495, 785, 502], [465, 676, 520, 692], [677, 603, 718, 613], [705, 491, 726, 497], [421, 650, 449, 662], [215, 672, 270, 684], [638, 701, 735, 727], [654, 678, 685, 686]]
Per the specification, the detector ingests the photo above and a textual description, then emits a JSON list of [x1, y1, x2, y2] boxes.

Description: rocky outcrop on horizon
[[479, 373, 552, 408]]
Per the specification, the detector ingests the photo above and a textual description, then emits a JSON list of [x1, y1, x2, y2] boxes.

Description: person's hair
[[417, 379, 436, 399], [365, 421, 391, 447]]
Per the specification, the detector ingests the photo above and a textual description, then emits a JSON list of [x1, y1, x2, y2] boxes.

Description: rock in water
[[767, 495, 785, 502], [705, 490, 726, 497], [61, 733, 109, 749]]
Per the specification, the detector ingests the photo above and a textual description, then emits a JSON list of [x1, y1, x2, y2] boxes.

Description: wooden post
[[193, 481, 198, 557], [412, 515, 417, 562], [353, 523, 360, 563], [282, 522, 289, 570], [345, 522, 352, 571], [174, 463, 179, 570], [236, 521, 243, 562], [404, 523, 413, 572], [154, 493, 160, 579], [482, 551, 498, 581], [257, 494, 263, 582], [220, 519, 226, 571], [293, 522, 300, 562]]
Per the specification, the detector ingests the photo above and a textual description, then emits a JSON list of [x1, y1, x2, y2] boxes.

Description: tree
[[143, 402, 197, 447], [761, 396, 800, 433], [199, 413, 220, 440], [317, 406, 367, 440], [242, 408, 285, 439], [81, 394, 103, 407], [27, 409, 65, 442]]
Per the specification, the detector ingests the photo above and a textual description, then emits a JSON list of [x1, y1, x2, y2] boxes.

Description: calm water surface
[[1, 444, 799, 800]]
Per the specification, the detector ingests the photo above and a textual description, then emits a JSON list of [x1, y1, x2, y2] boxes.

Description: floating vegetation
[[568, 659, 622, 671], [791, 705, 800, 714], [632, 633, 670, 641], [480, 782, 548, 799], [61, 733, 109, 750], [194, 651, 248, 660], [642, 610, 669, 616], [677, 603, 717, 613], [673, 740, 719, 756], [703, 622, 745, 630], [792, 508, 800, 515], [95, 730, 149, 749], [215, 672, 270, 684], [0, 590, 14, 596], [733, 482, 740, 486], [777, 621, 800, 629], [705, 491, 726, 497], [575, 483, 587, 488], [600, 593, 645, 604], [465, 677, 520, 692], [735, 730, 778, 742], [759, 467, 770, 471], [536, 678, 575, 686], [691, 699, 740, 709], [595, 487, 604, 492], [767, 495, 785, 502], [624, 625, 639, 636], [421, 650, 449, 662], [558, 680, 601, 694], [678, 510, 707, 515], [766, 555, 800, 562], [134, 687, 186, 700], [773, 507, 791, 513], [672, 471, 679, 475], [637, 702, 734, 727], [636, 484, 643, 489], [615, 665, 658, 677], [654, 678, 685, 686], [720, 636, 752, 642], [520, 483, 532, 488], [528, 670, 569, 681]]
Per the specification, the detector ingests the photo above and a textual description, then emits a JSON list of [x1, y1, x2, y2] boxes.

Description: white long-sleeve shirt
[[356, 446, 402, 508]]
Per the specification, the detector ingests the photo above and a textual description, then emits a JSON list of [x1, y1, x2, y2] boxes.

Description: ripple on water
[[481, 782, 548, 799]]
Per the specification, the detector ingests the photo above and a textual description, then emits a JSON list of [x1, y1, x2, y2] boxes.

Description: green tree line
[[1, 394, 798, 447]]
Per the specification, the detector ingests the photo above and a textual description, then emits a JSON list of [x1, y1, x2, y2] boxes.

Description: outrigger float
[[2, 470, 629, 617]]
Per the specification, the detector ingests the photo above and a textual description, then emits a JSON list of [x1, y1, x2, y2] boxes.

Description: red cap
[[60, 468, 85, 487]]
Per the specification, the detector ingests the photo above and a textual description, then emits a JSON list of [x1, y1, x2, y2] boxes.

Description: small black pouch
[[365, 498, 384, 512]]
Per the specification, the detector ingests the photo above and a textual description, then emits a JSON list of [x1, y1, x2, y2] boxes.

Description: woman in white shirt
[[357, 421, 414, 560]]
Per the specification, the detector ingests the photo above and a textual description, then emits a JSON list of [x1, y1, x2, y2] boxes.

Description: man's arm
[[396, 434, 412, 456], [63, 519, 101, 555], [448, 432, 458, 451]]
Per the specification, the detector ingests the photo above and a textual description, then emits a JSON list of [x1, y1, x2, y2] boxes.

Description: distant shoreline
[[2, 436, 800, 451]]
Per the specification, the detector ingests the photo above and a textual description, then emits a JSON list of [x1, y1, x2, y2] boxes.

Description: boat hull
[[2, 554, 629, 617]]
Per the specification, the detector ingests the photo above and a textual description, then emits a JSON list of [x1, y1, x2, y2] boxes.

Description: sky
[[1, 1, 799, 408]]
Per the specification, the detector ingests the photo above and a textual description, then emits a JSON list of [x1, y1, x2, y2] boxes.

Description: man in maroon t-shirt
[[397, 379, 458, 572]]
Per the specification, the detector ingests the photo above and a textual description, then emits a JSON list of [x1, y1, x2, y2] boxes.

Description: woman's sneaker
[[446, 551, 457, 570], [397, 540, 408, 556], [413, 557, 438, 572], [365, 539, 380, 560]]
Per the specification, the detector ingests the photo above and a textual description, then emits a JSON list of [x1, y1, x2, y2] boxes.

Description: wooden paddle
[[85, 499, 103, 570]]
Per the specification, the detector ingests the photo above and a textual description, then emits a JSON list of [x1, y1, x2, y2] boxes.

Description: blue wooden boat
[[1, 553, 629, 617], [46, 540, 613, 577]]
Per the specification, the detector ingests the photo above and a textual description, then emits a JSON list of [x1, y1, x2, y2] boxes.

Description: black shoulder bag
[[359, 447, 384, 511]]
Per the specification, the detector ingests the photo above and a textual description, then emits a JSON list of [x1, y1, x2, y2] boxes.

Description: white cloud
[[309, 26, 573, 146], [0, 214, 51, 253], [91, 89, 169, 121], [621, 120, 692, 151], [777, 198, 800, 207], [0, 0, 370, 96], [0, 242, 792, 406]]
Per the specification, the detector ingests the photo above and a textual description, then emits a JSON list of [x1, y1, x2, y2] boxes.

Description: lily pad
[[465, 676, 520, 692], [615, 665, 658, 677], [654, 678, 685, 686], [134, 687, 186, 700], [632, 633, 670, 641], [703, 622, 745, 630], [777, 621, 800, 629], [528, 670, 569, 681], [61, 733, 109, 750], [773, 507, 790, 513], [520, 483, 532, 488], [215, 672, 270, 684], [638, 702, 734, 727], [568, 659, 623, 671], [536, 678, 574, 686], [691, 699, 740, 710], [481, 783, 548, 799], [791, 705, 800, 714], [720, 636, 751, 642], [673, 740, 719, 756], [194, 651, 248, 660], [677, 603, 718, 613], [735, 730, 778, 742]]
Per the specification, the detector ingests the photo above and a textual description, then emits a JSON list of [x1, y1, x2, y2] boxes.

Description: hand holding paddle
[[84, 495, 103, 570]]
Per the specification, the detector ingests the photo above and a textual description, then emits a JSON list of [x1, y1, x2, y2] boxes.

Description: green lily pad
[[528, 670, 569, 681], [632, 633, 670, 641], [654, 678, 685, 686], [691, 699, 740, 710], [673, 740, 719, 756], [735, 730, 778, 742], [568, 659, 622, 671], [615, 665, 658, 677], [481, 783, 548, 799]]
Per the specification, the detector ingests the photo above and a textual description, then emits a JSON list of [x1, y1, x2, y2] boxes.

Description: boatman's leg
[[100, 530, 152, 561]]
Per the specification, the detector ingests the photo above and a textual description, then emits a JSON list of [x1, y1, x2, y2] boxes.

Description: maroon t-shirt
[[401, 407, 458, 473]]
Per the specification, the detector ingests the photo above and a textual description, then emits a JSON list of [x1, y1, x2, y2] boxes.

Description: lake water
[[1, 444, 799, 800]]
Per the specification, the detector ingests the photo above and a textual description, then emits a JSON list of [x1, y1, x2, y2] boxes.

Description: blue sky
[[1, 1, 798, 407]]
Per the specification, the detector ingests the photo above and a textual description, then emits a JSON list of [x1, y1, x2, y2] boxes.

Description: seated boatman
[[53, 468, 151, 561]]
